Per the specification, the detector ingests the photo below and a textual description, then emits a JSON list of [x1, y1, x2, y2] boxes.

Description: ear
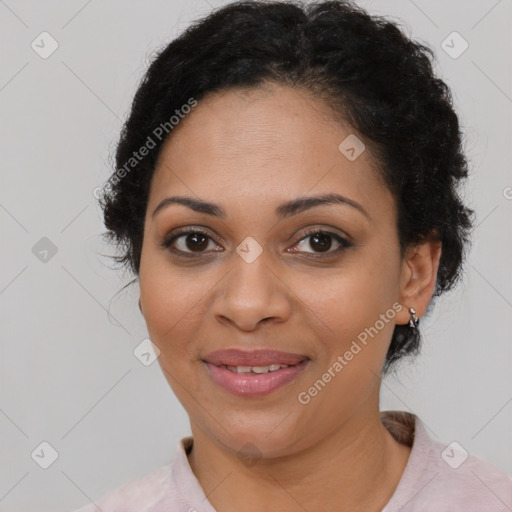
[[395, 236, 442, 326]]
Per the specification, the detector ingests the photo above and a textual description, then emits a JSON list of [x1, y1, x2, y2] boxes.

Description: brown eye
[[162, 229, 221, 255], [292, 230, 351, 256], [308, 232, 332, 252], [182, 232, 209, 252]]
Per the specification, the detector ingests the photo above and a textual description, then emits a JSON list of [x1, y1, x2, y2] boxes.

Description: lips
[[203, 348, 310, 396], [203, 348, 307, 367]]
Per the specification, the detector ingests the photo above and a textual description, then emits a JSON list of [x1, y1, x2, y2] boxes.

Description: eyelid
[[161, 225, 221, 249], [161, 224, 353, 256], [293, 224, 353, 244], [289, 227, 352, 255]]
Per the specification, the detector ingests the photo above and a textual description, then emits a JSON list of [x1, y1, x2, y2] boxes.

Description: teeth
[[251, 366, 270, 374], [224, 364, 290, 374]]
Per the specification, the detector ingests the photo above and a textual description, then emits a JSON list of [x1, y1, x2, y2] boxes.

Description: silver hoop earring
[[408, 307, 419, 328]]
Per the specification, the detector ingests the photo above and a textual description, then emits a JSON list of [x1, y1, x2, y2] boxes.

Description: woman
[[75, 0, 512, 510]]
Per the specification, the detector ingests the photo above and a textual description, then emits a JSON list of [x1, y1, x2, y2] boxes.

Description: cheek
[[301, 255, 399, 357], [139, 258, 212, 358], [301, 265, 377, 324]]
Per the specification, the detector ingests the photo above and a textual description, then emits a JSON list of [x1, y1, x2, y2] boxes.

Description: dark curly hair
[[99, 0, 474, 374]]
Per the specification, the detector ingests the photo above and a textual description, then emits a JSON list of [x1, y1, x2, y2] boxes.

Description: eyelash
[[160, 226, 353, 259]]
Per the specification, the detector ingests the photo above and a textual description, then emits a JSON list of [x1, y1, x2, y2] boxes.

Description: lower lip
[[204, 360, 309, 397]]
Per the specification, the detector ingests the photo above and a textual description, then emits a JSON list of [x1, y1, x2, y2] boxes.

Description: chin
[[202, 411, 305, 459]]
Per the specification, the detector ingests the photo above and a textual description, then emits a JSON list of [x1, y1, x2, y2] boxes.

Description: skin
[[138, 83, 442, 511]]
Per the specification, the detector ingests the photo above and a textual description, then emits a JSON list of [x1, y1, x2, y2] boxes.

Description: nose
[[213, 251, 292, 332]]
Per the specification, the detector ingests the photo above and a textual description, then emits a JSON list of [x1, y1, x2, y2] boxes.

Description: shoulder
[[71, 463, 173, 512], [382, 411, 512, 511], [425, 435, 512, 509], [70, 436, 214, 512]]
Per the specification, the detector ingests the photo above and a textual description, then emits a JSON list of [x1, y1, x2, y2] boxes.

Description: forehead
[[149, 84, 394, 220]]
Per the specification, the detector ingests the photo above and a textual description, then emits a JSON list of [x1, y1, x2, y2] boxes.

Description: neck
[[187, 409, 411, 512]]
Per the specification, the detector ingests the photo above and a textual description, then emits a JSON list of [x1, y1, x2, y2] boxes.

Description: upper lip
[[203, 349, 308, 366]]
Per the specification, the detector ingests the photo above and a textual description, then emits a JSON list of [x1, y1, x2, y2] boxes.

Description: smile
[[204, 359, 309, 397], [224, 364, 290, 373]]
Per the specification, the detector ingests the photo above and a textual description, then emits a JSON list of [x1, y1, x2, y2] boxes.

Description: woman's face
[[139, 84, 417, 457]]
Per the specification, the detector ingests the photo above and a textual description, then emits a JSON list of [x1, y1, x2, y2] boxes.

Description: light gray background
[[1, 0, 511, 510]]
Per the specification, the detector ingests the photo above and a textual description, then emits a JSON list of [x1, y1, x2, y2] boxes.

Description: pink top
[[73, 411, 512, 511]]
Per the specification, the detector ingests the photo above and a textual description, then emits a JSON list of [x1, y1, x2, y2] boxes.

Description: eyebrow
[[151, 193, 371, 221]]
